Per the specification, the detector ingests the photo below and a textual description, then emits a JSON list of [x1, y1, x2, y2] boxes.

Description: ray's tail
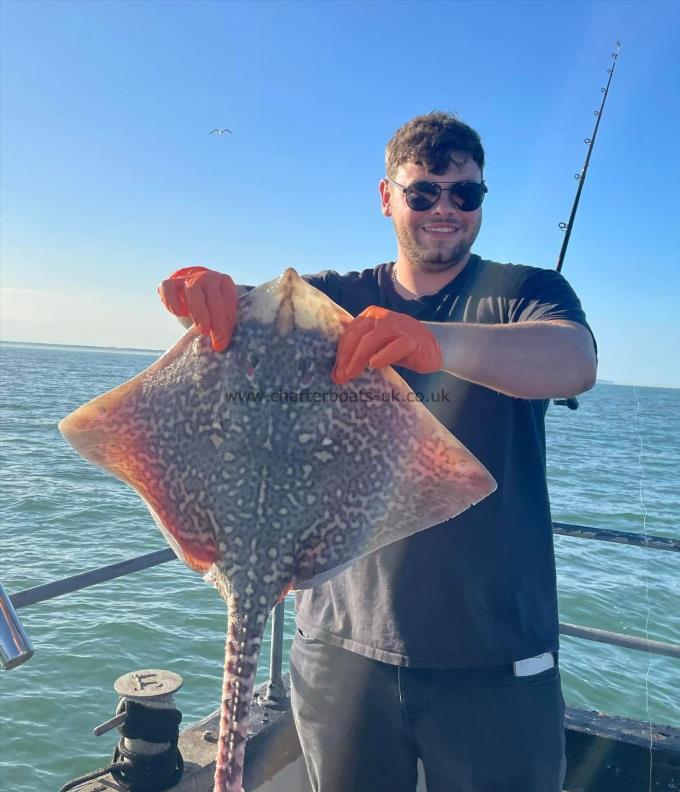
[[214, 590, 267, 792]]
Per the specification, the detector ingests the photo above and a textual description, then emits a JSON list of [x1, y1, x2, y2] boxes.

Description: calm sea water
[[1, 342, 678, 791]]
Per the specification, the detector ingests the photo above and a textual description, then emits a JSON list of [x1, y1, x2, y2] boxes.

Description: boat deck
[[73, 677, 680, 792]]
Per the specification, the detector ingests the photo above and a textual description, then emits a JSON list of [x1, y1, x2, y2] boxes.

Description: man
[[159, 111, 597, 792]]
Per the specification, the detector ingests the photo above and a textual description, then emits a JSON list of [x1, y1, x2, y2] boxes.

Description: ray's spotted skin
[[59, 269, 496, 792]]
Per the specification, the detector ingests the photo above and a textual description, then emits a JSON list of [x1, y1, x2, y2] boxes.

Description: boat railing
[[2, 521, 680, 678]]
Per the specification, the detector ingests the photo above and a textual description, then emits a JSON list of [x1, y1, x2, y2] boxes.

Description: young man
[[159, 111, 597, 792]]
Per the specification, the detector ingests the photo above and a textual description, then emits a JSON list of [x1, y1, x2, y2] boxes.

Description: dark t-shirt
[[283, 255, 595, 668]]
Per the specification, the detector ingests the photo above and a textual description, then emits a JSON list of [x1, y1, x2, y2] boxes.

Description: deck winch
[[59, 669, 185, 792]]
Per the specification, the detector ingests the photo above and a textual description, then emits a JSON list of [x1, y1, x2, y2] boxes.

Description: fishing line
[[633, 385, 654, 791]]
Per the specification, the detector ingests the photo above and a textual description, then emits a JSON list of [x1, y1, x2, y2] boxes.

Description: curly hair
[[385, 111, 485, 178]]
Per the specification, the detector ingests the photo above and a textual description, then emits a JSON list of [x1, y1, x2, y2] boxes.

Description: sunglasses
[[386, 178, 488, 212]]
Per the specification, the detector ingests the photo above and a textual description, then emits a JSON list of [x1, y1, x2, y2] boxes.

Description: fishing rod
[[557, 40, 621, 273], [553, 41, 620, 411]]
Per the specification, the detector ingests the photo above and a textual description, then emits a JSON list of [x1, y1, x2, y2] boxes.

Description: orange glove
[[158, 267, 238, 352], [331, 306, 442, 384]]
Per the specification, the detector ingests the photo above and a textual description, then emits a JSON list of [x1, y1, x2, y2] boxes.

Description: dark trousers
[[290, 630, 566, 792]]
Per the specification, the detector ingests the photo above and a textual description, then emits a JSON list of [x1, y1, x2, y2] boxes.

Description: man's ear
[[379, 179, 392, 217]]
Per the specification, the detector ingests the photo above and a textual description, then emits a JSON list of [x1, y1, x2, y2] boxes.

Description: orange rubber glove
[[158, 267, 238, 352], [331, 306, 442, 384]]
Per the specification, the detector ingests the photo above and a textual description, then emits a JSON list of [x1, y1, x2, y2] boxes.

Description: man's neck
[[393, 254, 471, 299]]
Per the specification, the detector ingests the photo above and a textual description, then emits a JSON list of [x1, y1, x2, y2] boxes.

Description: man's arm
[[427, 319, 597, 399]]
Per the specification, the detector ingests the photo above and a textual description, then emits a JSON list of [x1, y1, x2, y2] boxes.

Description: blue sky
[[1, 0, 678, 387]]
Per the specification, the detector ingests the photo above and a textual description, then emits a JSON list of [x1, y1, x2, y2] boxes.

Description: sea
[[1, 341, 678, 791]]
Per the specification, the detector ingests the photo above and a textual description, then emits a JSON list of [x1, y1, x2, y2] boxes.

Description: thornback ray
[[58, 268, 496, 792]]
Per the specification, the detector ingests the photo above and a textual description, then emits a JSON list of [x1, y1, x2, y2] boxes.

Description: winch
[[59, 669, 184, 792]]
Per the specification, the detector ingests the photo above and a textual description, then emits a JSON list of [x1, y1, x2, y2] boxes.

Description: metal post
[[0, 584, 34, 670], [259, 601, 287, 708]]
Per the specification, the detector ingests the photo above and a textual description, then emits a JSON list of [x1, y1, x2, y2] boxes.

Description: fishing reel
[[553, 397, 579, 410]]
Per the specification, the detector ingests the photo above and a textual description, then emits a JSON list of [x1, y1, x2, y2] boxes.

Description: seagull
[[210, 128, 232, 135]]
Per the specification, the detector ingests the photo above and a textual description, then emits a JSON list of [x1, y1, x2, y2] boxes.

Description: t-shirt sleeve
[[507, 267, 597, 353]]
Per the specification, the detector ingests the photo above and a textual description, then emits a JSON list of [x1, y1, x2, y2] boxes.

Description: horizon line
[[2, 340, 678, 391], [1, 338, 165, 354]]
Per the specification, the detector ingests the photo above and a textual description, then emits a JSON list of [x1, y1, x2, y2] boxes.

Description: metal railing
[[552, 521, 679, 552], [3, 522, 680, 676]]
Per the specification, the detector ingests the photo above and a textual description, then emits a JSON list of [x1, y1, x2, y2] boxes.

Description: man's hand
[[158, 267, 238, 352], [331, 306, 442, 384]]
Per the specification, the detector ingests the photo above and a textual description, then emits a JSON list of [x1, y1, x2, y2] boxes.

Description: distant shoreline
[[0, 339, 165, 355], [1, 340, 677, 390]]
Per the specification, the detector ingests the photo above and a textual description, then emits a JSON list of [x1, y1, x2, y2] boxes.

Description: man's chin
[[414, 248, 471, 272]]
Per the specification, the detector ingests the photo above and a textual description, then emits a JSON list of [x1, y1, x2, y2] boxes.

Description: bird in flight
[[210, 128, 232, 135]]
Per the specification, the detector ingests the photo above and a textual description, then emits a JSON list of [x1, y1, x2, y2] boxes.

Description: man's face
[[380, 154, 483, 272]]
